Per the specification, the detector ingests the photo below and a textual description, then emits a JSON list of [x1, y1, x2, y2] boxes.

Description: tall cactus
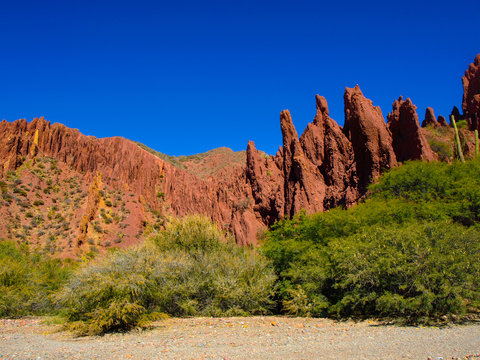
[[451, 115, 465, 163], [475, 129, 479, 158]]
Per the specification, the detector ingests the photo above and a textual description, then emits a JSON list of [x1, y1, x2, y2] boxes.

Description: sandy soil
[[1, 317, 479, 359]]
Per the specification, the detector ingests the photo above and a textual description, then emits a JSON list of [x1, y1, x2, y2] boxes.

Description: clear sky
[[1, 0, 479, 155]]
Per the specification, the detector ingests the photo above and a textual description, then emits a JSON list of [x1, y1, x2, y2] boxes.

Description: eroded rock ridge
[[1, 53, 479, 252]]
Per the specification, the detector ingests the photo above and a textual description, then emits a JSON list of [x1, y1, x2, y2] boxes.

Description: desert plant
[[328, 222, 480, 322], [263, 159, 480, 323], [0, 240, 71, 317], [451, 115, 465, 162], [57, 216, 276, 335]]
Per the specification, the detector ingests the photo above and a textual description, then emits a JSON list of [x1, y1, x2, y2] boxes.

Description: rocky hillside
[[0, 54, 479, 257]]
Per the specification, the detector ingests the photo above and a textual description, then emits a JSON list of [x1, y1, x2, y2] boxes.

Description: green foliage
[[57, 215, 276, 335], [282, 285, 314, 317], [57, 246, 155, 335], [0, 240, 71, 318], [153, 215, 224, 253], [370, 159, 480, 225], [456, 119, 468, 129], [66, 300, 146, 336], [263, 159, 480, 323], [328, 222, 480, 322]]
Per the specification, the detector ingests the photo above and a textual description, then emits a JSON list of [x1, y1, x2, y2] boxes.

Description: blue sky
[[1, 0, 479, 155]]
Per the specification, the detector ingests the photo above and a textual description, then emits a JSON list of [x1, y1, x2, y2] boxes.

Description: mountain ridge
[[1, 54, 479, 257]]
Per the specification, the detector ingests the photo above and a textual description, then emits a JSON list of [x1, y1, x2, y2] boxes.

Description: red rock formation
[[387, 97, 437, 162], [244, 94, 362, 233], [343, 85, 397, 190], [3, 81, 468, 253], [438, 115, 448, 127], [299, 95, 358, 208], [245, 141, 284, 226], [0, 117, 263, 247], [422, 107, 439, 128], [280, 110, 326, 217], [450, 106, 464, 124], [462, 54, 480, 131]]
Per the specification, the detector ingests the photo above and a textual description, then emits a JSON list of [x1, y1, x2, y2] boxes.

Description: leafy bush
[[456, 119, 468, 129], [153, 215, 223, 253], [56, 245, 160, 335], [263, 159, 480, 323], [0, 240, 71, 317], [371, 159, 480, 225], [328, 222, 480, 322], [57, 215, 276, 335]]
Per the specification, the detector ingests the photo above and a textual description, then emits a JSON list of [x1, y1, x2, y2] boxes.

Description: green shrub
[[328, 222, 480, 322], [456, 119, 468, 129], [263, 159, 480, 323], [371, 159, 480, 225], [153, 215, 223, 253], [57, 215, 276, 335], [0, 240, 71, 317]]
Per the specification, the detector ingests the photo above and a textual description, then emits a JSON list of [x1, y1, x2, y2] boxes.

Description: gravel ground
[[0, 317, 479, 360]]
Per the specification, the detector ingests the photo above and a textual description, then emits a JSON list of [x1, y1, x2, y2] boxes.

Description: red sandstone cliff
[[463, 54, 480, 131], [422, 107, 439, 128], [343, 85, 397, 191], [387, 97, 437, 162]]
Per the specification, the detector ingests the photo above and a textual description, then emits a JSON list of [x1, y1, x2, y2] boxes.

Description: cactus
[[451, 115, 465, 163], [475, 129, 479, 158]]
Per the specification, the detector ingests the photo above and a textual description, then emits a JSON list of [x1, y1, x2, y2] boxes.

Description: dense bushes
[[0, 240, 71, 317], [329, 222, 480, 322], [370, 159, 480, 225], [2, 159, 480, 332], [262, 159, 480, 323], [57, 215, 276, 335]]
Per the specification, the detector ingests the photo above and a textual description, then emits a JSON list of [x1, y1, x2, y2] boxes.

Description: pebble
[[0, 317, 479, 359]]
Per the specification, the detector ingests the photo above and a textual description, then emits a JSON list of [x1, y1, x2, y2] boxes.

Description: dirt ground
[[1, 316, 479, 360]]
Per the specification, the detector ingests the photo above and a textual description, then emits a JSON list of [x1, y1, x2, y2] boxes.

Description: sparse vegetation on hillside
[[135, 142, 188, 170], [423, 123, 475, 162], [0, 155, 141, 257], [135, 142, 247, 178]]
